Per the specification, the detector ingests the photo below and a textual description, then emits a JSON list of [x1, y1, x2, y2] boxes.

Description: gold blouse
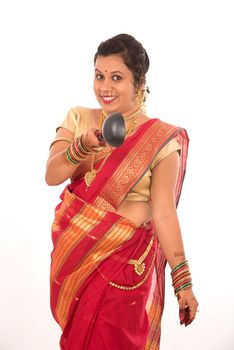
[[51, 107, 181, 201]]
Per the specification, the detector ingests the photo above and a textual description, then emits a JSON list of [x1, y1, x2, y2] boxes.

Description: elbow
[[45, 174, 57, 186], [152, 206, 177, 224], [45, 171, 64, 186], [45, 160, 65, 186]]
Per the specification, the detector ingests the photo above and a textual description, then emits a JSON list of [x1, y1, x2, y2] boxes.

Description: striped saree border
[[145, 128, 189, 349], [50, 202, 107, 282], [93, 120, 179, 209], [50, 190, 137, 330], [145, 247, 166, 350]]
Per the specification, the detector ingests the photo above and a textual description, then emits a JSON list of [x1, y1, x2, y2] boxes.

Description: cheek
[[119, 84, 134, 96], [126, 86, 136, 101], [93, 81, 99, 95]]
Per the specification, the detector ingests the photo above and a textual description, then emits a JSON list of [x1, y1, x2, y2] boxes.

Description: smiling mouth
[[101, 96, 116, 104]]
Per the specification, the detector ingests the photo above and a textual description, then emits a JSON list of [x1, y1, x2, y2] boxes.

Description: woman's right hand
[[46, 127, 106, 186], [81, 128, 106, 152]]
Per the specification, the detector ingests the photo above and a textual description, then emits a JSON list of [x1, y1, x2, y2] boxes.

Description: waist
[[58, 187, 152, 231], [116, 199, 152, 227]]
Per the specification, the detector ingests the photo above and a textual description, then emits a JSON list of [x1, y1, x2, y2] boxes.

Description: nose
[[101, 85, 113, 96], [99, 77, 113, 94]]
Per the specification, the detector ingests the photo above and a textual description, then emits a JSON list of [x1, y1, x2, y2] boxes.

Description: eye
[[95, 73, 104, 80], [112, 75, 122, 81]]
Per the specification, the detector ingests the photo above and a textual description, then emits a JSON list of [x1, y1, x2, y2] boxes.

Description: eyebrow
[[95, 68, 124, 75]]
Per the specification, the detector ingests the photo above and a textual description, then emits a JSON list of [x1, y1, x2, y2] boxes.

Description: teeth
[[102, 96, 115, 101]]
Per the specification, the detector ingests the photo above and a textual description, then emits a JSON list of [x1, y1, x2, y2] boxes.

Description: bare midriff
[[116, 199, 152, 227]]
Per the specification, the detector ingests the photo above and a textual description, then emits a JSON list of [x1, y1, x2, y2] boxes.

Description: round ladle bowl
[[101, 112, 125, 147]]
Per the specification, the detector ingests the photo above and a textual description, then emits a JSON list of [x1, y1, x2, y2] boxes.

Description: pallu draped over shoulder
[[50, 118, 189, 350]]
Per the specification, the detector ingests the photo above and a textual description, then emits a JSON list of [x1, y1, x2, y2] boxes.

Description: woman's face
[[93, 54, 138, 116]]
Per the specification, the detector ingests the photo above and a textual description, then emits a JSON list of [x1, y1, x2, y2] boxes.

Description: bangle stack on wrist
[[171, 260, 192, 296], [66, 136, 91, 165]]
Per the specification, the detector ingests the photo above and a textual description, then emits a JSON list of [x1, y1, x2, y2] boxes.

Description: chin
[[102, 105, 119, 114]]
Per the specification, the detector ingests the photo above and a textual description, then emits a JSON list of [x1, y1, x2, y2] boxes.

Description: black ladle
[[98, 112, 125, 147]]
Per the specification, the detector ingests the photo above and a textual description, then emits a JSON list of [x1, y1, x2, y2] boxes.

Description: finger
[[85, 131, 100, 148], [185, 307, 192, 322], [182, 306, 190, 324], [179, 306, 188, 324], [179, 309, 185, 324], [91, 130, 106, 145], [185, 319, 194, 326], [185, 315, 195, 327], [178, 296, 187, 324], [94, 130, 107, 146], [190, 310, 196, 320], [185, 306, 199, 326]]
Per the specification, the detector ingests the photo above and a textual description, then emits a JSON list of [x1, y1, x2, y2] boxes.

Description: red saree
[[50, 118, 189, 350]]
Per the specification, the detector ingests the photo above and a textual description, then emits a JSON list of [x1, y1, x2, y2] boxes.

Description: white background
[[0, 0, 233, 349]]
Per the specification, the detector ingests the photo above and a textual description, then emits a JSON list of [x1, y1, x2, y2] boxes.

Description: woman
[[46, 33, 199, 350]]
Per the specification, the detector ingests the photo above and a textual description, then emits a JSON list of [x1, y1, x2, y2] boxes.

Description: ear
[[140, 76, 146, 91], [134, 80, 145, 94]]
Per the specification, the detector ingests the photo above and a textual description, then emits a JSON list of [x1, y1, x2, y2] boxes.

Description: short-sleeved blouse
[[50, 107, 181, 201]]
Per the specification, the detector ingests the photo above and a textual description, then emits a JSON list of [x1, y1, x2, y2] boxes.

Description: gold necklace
[[84, 150, 111, 187], [84, 111, 111, 188], [102, 107, 141, 123], [84, 108, 141, 188], [125, 108, 141, 136]]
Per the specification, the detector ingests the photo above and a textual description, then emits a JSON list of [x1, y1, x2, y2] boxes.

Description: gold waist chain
[[109, 251, 156, 291], [98, 234, 156, 291], [128, 235, 155, 276]]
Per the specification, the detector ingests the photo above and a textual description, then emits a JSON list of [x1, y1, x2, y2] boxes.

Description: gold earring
[[136, 89, 145, 108]]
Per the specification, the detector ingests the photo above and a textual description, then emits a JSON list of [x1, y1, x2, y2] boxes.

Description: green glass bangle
[[78, 136, 92, 154], [66, 147, 79, 165], [171, 260, 188, 275], [175, 282, 192, 295], [71, 142, 86, 159]]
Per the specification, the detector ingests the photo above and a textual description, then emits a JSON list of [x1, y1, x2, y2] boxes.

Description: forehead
[[95, 54, 130, 74]]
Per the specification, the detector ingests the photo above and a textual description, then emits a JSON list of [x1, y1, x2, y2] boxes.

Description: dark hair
[[94, 33, 150, 88]]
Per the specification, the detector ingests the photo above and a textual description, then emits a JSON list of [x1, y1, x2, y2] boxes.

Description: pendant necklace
[[84, 150, 111, 187], [84, 111, 111, 188]]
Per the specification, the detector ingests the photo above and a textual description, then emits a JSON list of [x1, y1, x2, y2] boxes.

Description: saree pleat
[[62, 226, 156, 349], [50, 118, 189, 349]]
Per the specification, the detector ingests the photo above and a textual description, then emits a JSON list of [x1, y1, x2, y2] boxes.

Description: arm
[[150, 151, 199, 326], [151, 151, 185, 267], [45, 127, 102, 186]]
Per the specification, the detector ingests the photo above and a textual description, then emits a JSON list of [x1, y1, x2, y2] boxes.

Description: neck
[[102, 107, 142, 121], [123, 107, 142, 121]]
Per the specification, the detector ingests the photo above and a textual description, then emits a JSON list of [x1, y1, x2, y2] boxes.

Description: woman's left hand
[[177, 288, 199, 326]]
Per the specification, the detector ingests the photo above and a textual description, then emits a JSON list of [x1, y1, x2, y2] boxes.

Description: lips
[[101, 96, 117, 104]]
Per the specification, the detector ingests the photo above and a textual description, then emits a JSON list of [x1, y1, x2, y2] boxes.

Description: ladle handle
[[97, 134, 105, 141]]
